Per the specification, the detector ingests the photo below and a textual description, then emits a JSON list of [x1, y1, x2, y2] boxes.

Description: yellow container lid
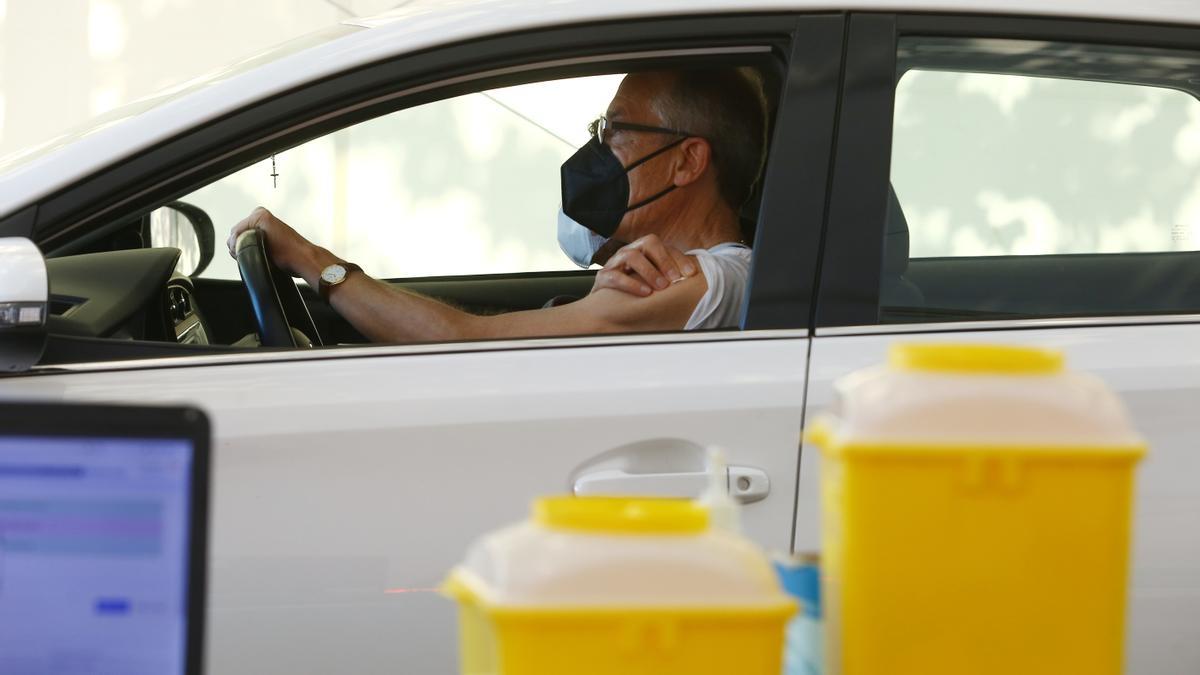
[[534, 496, 709, 535], [890, 343, 1064, 375]]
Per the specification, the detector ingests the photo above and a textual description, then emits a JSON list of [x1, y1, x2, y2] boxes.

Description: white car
[[2, 1, 1199, 672]]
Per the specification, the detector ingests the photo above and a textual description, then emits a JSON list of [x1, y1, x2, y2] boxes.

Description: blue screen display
[[0, 435, 193, 674]]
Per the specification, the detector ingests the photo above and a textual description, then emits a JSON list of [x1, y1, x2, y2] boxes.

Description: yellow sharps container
[[807, 343, 1145, 675], [444, 496, 795, 675]]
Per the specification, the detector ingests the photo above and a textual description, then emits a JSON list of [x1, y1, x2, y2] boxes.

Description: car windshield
[[0, 23, 360, 175]]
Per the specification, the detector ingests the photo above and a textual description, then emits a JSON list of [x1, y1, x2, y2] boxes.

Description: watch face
[[321, 264, 346, 284]]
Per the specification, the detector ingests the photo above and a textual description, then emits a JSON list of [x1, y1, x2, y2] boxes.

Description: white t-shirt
[[684, 242, 752, 330]]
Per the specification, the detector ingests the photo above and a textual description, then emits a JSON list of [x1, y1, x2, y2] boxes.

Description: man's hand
[[227, 207, 328, 283], [217, 213, 706, 344], [590, 234, 698, 297]]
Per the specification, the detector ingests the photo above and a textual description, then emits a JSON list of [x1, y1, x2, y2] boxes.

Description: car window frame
[[814, 11, 1200, 332], [9, 12, 848, 376]]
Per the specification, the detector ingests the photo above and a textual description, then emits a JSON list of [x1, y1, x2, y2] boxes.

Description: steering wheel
[[234, 229, 323, 348]]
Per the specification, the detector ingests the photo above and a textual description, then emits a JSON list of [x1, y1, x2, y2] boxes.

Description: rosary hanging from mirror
[[270, 154, 279, 188]]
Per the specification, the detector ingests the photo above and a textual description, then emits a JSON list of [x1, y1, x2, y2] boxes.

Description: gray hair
[[650, 67, 769, 211]]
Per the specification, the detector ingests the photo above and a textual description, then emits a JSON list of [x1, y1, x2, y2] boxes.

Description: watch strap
[[318, 262, 362, 301]]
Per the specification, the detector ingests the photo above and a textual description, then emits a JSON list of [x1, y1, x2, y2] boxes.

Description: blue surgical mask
[[557, 205, 607, 268]]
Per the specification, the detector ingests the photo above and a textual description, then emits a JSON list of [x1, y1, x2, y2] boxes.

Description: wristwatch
[[318, 262, 362, 301]]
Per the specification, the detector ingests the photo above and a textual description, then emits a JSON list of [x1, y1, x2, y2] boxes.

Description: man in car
[[227, 68, 766, 343]]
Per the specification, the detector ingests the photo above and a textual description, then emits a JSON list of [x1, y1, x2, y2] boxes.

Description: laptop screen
[[0, 406, 208, 675]]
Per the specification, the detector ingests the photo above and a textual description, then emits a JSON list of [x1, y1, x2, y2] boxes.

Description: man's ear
[[671, 137, 712, 188]]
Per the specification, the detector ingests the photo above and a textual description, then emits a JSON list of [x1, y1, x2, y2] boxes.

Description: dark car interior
[[37, 222, 606, 366], [880, 186, 1200, 323], [878, 37, 1200, 324], [28, 37, 1200, 368], [30, 57, 786, 367]]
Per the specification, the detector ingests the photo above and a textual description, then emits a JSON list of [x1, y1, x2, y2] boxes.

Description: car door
[[0, 13, 845, 674], [797, 14, 1200, 675]]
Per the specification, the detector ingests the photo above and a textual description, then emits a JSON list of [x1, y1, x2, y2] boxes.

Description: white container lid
[[814, 343, 1144, 450], [449, 496, 791, 609]]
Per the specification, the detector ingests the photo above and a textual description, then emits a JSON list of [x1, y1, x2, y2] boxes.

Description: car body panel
[[1, 335, 809, 673], [1, 2, 1199, 673], [0, 237, 48, 303], [797, 322, 1200, 674], [798, 9, 1200, 673], [3, 0, 1200, 220]]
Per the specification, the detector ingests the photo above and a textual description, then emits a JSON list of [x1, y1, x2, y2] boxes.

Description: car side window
[[185, 74, 623, 281], [883, 37, 1200, 323]]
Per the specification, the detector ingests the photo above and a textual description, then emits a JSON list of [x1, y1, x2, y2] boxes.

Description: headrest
[[883, 185, 910, 276]]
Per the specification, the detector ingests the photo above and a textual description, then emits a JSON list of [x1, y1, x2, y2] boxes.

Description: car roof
[[2, 0, 1198, 222]]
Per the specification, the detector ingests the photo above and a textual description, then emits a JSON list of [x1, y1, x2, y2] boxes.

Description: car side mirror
[[148, 201, 215, 277], [0, 237, 48, 373]]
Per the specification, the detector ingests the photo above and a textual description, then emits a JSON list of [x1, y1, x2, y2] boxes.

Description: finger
[[226, 224, 242, 258], [598, 248, 634, 278], [608, 248, 669, 290], [622, 250, 669, 290], [591, 238, 625, 267], [669, 248, 697, 278], [639, 236, 684, 282], [596, 269, 653, 296], [226, 216, 253, 257]]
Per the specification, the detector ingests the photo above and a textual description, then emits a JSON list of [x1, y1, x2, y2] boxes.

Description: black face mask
[[560, 135, 687, 238]]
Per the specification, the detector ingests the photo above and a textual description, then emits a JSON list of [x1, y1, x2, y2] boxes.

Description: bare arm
[[325, 267, 706, 342], [228, 208, 706, 343]]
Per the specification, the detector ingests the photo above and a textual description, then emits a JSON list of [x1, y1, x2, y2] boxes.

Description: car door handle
[[573, 465, 770, 504]]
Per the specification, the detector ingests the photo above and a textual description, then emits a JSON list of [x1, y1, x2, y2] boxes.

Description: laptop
[[0, 403, 210, 675]]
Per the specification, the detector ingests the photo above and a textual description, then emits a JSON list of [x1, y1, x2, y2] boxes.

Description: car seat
[[880, 186, 924, 308]]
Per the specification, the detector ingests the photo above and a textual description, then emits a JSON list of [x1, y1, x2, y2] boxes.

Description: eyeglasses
[[588, 115, 695, 145]]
